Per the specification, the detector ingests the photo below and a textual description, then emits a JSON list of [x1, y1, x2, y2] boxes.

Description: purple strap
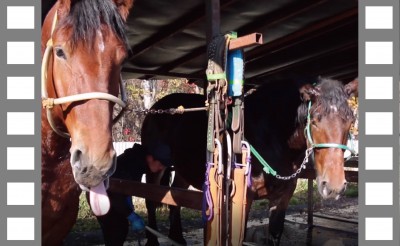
[[202, 162, 214, 223], [233, 155, 252, 188]]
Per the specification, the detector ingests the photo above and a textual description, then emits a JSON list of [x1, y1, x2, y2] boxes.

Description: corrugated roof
[[42, 0, 358, 86]]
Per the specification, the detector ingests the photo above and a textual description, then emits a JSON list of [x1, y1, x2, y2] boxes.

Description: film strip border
[[359, 0, 400, 245], [0, 0, 41, 245], [0, 0, 398, 245]]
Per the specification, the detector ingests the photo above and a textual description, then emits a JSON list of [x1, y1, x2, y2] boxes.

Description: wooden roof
[[42, 0, 358, 86]]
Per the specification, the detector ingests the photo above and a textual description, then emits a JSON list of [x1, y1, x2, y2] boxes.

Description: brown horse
[[41, 0, 133, 245], [140, 78, 357, 245]]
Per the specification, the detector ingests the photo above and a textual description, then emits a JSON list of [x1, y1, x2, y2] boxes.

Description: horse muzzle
[[317, 177, 347, 200], [70, 148, 117, 189]]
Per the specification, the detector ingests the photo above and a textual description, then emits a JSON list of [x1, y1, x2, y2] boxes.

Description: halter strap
[[42, 11, 127, 138]]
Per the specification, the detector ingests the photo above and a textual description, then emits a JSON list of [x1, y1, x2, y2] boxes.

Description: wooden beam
[[250, 41, 357, 80], [154, 0, 333, 75], [174, 8, 357, 78], [128, 4, 205, 60], [108, 178, 203, 210], [236, 0, 329, 37], [129, 0, 237, 61], [228, 33, 263, 50], [246, 8, 357, 62], [156, 46, 206, 74], [181, 0, 336, 67]]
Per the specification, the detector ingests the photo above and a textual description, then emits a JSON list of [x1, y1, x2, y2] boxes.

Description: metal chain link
[[130, 106, 207, 115], [275, 147, 313, 180]]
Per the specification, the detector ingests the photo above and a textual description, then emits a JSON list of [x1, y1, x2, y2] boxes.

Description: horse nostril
[[344, 181, 348, 187], [81, 167, 88, 174], [71, 149, 83, 168], [321, 181, 327, 187]]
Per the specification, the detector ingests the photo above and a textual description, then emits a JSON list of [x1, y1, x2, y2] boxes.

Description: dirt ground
[[65, 197, 358, 246]]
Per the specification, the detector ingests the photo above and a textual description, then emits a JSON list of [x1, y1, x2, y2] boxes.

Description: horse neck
[[41, 108, 71, 163], [287, 125, 307, 150]]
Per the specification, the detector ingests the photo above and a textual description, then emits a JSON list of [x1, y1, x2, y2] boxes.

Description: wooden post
[[205, 0, 221, 43], [307, 178, 313, 228], [205, 1, 224, 245]]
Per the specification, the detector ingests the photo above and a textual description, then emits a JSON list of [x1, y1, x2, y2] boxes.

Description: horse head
[[298, 78, 356, 199], [42, 0, 133, 214]]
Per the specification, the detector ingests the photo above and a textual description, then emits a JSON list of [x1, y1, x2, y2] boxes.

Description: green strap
[[249, 144, 277, 176], [207, 73, 226, 81], [306, 101, 313, 145], [312, 143, 357, 155]]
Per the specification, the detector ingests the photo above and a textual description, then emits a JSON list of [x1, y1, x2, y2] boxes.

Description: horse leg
[[145, 199, 160, 246], [145, 168, 171, 246], [87, 192, 131, 246], [166, 171, 189, 244], [267, 181, 296, 246], [168, 205, 186, 245]]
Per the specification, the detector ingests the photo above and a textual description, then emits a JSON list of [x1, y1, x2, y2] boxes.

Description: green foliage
[[290, 179, 320, 206], [290, 180, 359, 206], [344, 183, 358, 197]]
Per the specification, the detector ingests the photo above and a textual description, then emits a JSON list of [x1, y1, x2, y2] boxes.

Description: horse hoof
[[145, 240, 160, 246], [169, 236, 186, 245], [267, 236, 280, 246]]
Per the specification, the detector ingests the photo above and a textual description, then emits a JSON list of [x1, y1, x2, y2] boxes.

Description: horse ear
[[344, 78, 358, 97], [113, 0, 134, 21], [56, 0, 80, 19], [299, 84, 320, 102]]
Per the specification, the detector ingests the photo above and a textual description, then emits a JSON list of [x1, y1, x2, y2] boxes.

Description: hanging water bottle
[[228, 49, 244, 97]]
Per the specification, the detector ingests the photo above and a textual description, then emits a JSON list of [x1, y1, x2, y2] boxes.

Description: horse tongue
[[89, 182, 110, 216]]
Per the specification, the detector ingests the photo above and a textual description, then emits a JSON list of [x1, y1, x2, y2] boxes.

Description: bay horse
[[41, 0, 133, 245], [140, 78, 357, 245]]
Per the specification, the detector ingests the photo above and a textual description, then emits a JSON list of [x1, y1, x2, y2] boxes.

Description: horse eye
[[55, 47, 66, 59]]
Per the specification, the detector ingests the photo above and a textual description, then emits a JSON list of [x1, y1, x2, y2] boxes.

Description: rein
[[41, 12, 127, 138]]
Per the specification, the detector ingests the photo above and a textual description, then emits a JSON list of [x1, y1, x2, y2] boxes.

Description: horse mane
[[60, 0, 129, 50], [296, 78, 354, 128]]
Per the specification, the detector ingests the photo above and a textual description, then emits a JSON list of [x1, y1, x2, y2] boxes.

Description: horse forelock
[[313, 78, 354, 122], [59, 0, 129, 50], [296, 78, 354, 128]]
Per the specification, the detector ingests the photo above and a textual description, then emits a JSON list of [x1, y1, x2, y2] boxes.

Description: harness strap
[[231, 97, 244, 154], [205, 140, 224, 246], [229, 142, 250, 245], [206, 34, 230, 152]]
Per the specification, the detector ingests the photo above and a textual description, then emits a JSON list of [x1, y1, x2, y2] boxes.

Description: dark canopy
[[42, 0, 358, 86]]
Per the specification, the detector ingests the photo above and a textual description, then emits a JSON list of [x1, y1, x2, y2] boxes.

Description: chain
[[130, 106, 207, 115], [275, 147, 313, 180]]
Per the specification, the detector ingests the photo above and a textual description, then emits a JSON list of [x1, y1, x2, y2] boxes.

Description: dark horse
[[140, 78, 356, 245], [41, 0, 133, 245], [94, 78, 356, 245]]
